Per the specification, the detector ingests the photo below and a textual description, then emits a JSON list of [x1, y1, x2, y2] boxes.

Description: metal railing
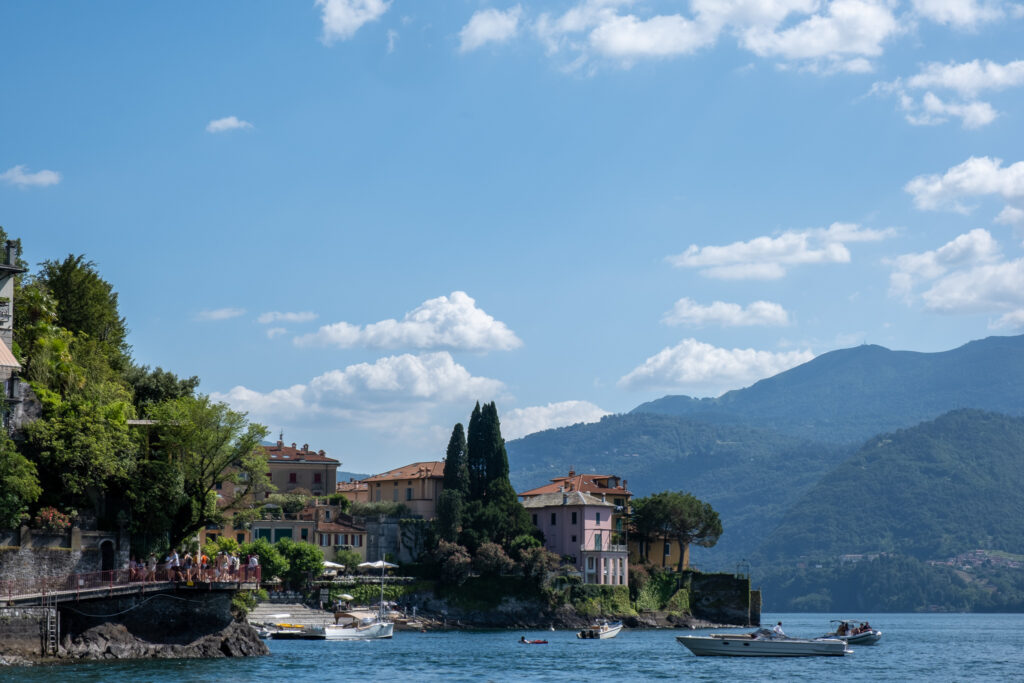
[[1, 566, 261, 604]]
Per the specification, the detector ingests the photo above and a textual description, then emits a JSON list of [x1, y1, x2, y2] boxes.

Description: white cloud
[[205, 116, 253, 133], [990, 309, 1024, 329], [258, 311, 318, 324], [212, 352, 505, 428], [905, 156, 1024, 214], [387, 28, 398, 53], [910, 0, 1005, 28], [741, 0, 901, 65], [667, 222, 894, 279], [501, 400, 611, 439], [995, 205, 1024, 226], [887, 228, 1001, 298], [903, 92, 998, 128], [459, 5, 523, 52], [587, 12, 716, 58], [1, 165, 61, 188], [907, 59, 1024, 98], [618, 338, 814, 394], [196, 307, 247, 321], [317, 0, 391, 43], [663, 298, 790, 327], [294, 291, 522, 351], [266, 327, 288, 339]]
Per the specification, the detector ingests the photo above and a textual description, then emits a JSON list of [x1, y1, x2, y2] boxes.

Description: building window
[[571, 535, 577, 543], [325, 510, 332, 521], [393, 488, 398, 502], [353, 535, 361, 547], [596, 512, 601, 524], [289, 472, 297, 483], [571, 511, 577, 525], [215, 481, 222, 490], [375, 490, 381, 502], [314, 473, 322, 484], [587, 557, 594, 570], [319, 534, 329, 547], [532, 514, 538, 526], [616, 518, 623, 531], [550, 512, 557, 526], [595, 533, 602, 550], [664, 542, 671, 556], [236, 533, 245, 543], [614, 498, 623, 507], [406, 487, 412, 501], [301, 528, 308, 541]]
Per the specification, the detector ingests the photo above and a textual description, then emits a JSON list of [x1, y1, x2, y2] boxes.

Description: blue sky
[[4, 1, 1024, 474]]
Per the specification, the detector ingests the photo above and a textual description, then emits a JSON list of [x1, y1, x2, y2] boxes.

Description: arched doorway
[[100, 540, 115, 572]]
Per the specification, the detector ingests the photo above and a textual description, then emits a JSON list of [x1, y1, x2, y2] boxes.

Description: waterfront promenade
[[2, 568, 261, 607]]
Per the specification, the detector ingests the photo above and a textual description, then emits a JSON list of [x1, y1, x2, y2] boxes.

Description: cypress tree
[[466, 402, 487, 500], [442, 423, 469, 497], [481, 402, 510, 488]]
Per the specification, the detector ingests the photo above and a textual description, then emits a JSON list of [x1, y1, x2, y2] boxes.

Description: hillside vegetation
[[632, 336, 1024, 444]]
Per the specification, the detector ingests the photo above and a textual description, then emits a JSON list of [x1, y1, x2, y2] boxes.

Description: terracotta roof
[[520, 491, 615, 509], [518, 471, 631, 499], [318, 520, 365, 533], [362, 461, 444, 483], [336, 480, 368, 492], [0, 339, 20, 369], [261, 441, 340, 465]]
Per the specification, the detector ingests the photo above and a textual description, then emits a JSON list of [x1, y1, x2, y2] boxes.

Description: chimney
[[302, 443, 309, 451], [291, 442, 297, 448], [562, 492, 568, 506], [601, 493, 606, 503]]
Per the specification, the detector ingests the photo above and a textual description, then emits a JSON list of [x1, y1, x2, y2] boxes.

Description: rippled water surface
[[8, 613, 1024, 682]]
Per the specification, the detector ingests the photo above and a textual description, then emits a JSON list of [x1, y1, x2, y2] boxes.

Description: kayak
[[520, 639, 548, 644]]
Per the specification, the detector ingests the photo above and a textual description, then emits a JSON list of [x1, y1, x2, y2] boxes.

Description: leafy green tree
[[636, 491, 722, 572], [434, 540, 472, 586], [519, 546, 560, 583], [435, 488, 463, 543], [473, 542, 514, 577], [147, 395, 271, 548], [39, 254, 128, 355], [335, 548, 362, 573], [125, 365, 199, 411], [0, 434, 41, 529], [275, 537, 324, 590], [239, 537, 289, 582]]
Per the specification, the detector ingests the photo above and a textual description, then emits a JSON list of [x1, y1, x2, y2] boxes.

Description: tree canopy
[[631, 491, 722, 571]]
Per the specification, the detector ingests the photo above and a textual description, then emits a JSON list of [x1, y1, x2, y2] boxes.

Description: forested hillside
[[507, 413, 849, 565], [756, 409, 1024, 563], [632, 336, 1024, 444]]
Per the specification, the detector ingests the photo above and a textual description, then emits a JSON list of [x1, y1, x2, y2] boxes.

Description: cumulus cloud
[[258, 311, 318, 324], [667, 222, 895, 279], [1, 165, 61, 188], [212, 352, 505, 428], [887, 229, 1024, 327], [196, 307, 246, 321], [995, 205, 1024, 226], [904, 156, 1024, 217], [460, 5, 523, 52], [205, 116, 253, 133], [266, 327, 288, 339], [910, 0, 1006, 28], [501, 400, 611, 440], [294, 291, 522, 351], [873, 59, 1024, 129], [618, 338, 814, 394], [317, 0, 390, 43], [663, 298, 790, 327], [533, 0, 900, 71]]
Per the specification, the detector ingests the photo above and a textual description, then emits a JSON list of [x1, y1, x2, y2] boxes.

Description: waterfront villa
[[263, 440, 340, 496], [521, 490, 628, 586], [360, 461, 445, 519]]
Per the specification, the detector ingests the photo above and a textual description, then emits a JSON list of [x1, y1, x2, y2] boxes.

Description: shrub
[[473, 542, 514, 577], [434, 540, 472, 586], [33, 506, 71, 533]]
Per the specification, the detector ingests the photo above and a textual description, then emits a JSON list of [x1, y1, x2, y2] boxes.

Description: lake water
[[7, 613, 1024, 682]]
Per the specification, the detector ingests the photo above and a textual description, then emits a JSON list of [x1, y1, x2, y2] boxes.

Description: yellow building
[[362, 462, 445, 519], [628, 537, 691, 570]]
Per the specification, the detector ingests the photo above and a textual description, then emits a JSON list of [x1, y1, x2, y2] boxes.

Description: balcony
[[579, 544, 627, 554]]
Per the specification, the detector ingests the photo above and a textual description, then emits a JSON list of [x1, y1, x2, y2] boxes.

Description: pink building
[[521, 490, 628, 586]]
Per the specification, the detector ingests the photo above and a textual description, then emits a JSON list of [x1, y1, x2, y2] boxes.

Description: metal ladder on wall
[[42, 592, 59, 656]]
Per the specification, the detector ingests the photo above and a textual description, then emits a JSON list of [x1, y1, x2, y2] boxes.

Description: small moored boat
[[676, 629, 851, 657], [577, 620, 623, 639]]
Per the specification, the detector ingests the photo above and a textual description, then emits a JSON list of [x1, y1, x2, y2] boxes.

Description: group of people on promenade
[[128, 549, 260, 583]]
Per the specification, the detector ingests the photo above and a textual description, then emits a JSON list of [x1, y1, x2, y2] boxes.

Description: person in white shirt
[[772, 621, 786, 637]]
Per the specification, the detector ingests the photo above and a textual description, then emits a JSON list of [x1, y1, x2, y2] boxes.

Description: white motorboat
[[577, 620, 623, 639], [821, 619, 882, 645], [677, 629, 851, 657], [314, 618, 394, 640]]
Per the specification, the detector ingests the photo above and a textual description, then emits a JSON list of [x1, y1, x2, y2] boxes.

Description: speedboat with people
[[676, 628, 851, 657], [577, 620, 623, 639], [821, 619, 882, 645]]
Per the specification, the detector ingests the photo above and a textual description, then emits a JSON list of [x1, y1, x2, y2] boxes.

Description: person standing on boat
[[773, 622, 786, 637]]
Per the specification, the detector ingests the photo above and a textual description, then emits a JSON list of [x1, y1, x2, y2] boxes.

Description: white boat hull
[[840, 629, 882, 645], [578, 623, 623, 639], [677, 635, 850, 657], [320, 621, 394, 640]]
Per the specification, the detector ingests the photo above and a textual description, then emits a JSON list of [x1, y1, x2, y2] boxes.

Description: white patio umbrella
[[338, 593, 355, 601], [322, 560, 344, 569], [358, 560, 398, 617]]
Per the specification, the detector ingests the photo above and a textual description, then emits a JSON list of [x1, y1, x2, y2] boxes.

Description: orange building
[[362, 461, 445, 519]]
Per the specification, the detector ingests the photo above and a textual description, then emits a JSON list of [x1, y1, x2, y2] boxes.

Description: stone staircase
[[247, 602, 335, 627]]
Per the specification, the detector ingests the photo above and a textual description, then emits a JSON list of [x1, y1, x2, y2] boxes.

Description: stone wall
[[0, 527, 128, 587], [0, 607, 48, 658], [360, 516, 404, 562]]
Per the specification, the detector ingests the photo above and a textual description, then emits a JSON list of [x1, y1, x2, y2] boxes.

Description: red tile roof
[[518, 470, 631, 499], [336, 480, 368, 493], [317, 520, 365, 533], [261, 441, 340, 464], [362, 461, 444, 483]]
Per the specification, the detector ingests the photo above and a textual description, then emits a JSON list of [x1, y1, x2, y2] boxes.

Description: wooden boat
[[577, 620, 623, 639], [676, 629, 851, 657]]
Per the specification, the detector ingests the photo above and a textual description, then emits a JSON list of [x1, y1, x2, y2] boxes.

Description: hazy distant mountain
[[756, 409, 1024, 563], [631, 334, 1024, 444], [507, 413, 849, 565]]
